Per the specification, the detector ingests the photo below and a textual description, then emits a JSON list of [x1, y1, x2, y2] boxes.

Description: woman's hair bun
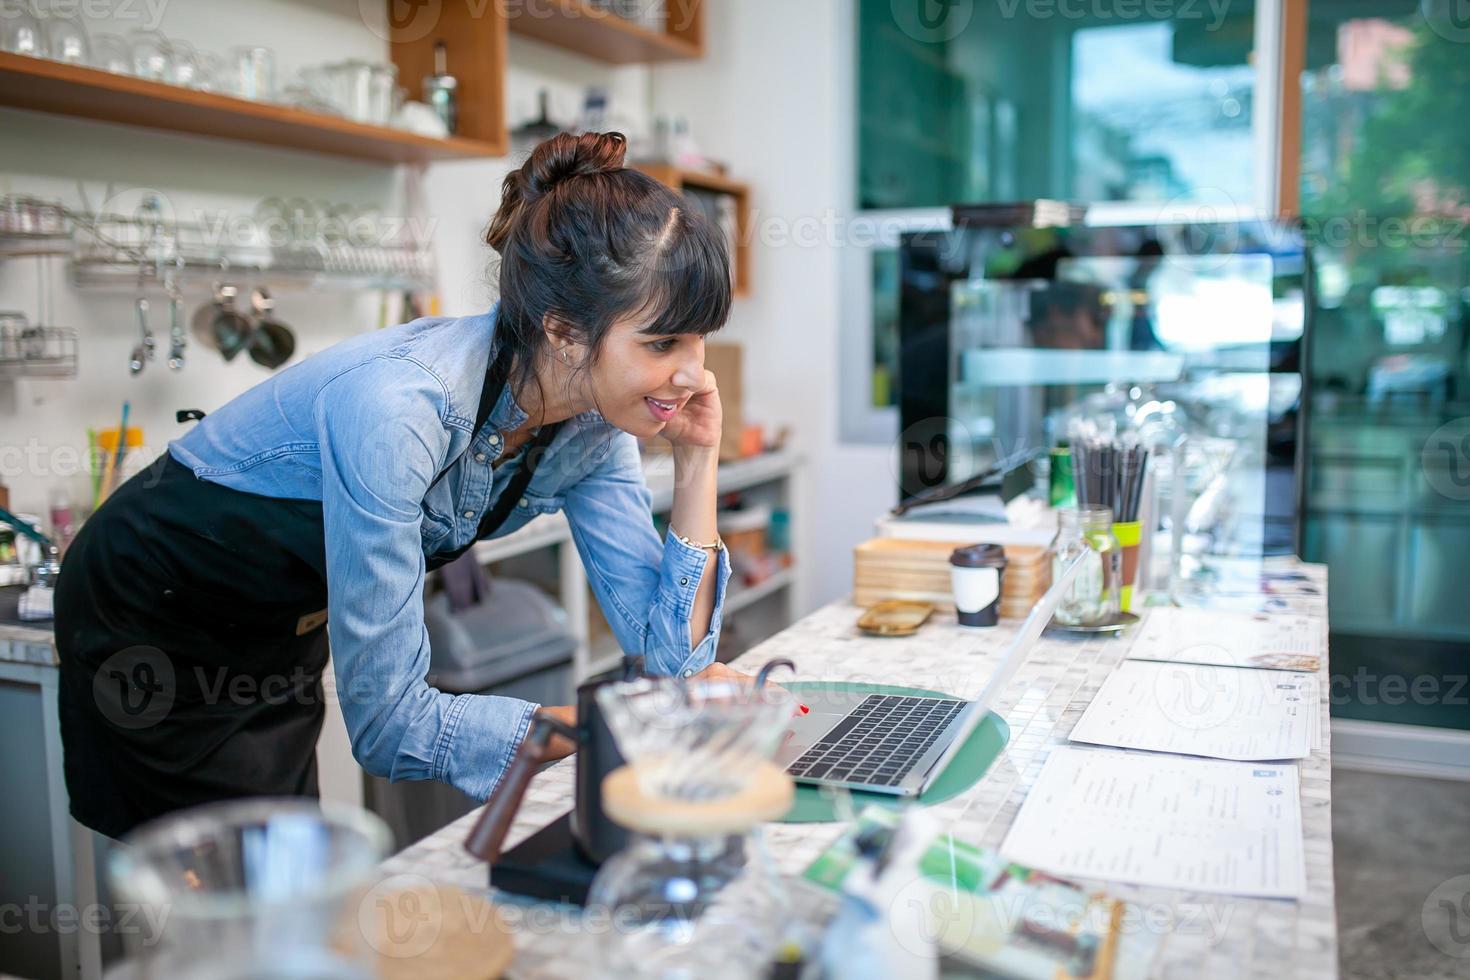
[[526, 131, 627, 194], [485, 131, 628, 253]]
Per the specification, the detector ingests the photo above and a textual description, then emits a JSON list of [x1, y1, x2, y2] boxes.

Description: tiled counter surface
[[383, 562, 1336, 980], [0, 621, 57, 667]]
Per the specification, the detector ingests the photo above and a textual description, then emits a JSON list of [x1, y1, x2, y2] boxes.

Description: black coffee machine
[[463, 658, 636, 904], [464, 656, 794, 905]]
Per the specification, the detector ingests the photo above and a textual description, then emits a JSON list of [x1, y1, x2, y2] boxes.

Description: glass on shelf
[[90, 32, 130, 74], [280, 66, 340, 115], [128, 28, 169, 81], [164, 38, 204, 89], [367, 62, 397, 126], [230, 44, 275, 101], [321, 59, 398, 124], [44, 7, 90, 65], [2, 7, 47, 58]]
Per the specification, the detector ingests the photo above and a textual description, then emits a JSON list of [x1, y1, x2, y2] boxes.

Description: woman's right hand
[[534, 704, 579, 760]]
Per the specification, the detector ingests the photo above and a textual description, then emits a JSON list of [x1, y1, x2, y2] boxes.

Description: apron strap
[[426, 339, 564, 570]]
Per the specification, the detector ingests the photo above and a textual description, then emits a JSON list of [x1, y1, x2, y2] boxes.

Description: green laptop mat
[[779, 681, 1010, 824]]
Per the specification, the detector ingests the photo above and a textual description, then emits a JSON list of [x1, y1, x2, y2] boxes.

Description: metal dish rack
[[0, 314, 79, 379], [0, 194, 437, 292], [0, 196, 72, 258]]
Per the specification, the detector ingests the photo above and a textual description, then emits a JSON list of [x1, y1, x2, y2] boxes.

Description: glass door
[[1298, 1, 1470, 729]]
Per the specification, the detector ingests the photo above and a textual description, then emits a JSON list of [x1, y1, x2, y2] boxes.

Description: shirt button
[[679, 577, 689, 586], [475, 452, 487, 463], [519, 497, 529, 508], [682, 668, 694, 678], [463, 510, 474, 519], [489, 434, 501, 446]]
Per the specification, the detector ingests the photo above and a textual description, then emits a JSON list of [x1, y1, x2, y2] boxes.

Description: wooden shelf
[[0, 53, 504, 163], [636, 163, 752, 298], [506, 0, 703, 63]]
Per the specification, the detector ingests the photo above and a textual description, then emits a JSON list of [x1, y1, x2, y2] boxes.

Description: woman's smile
[[644, 395, 682, 422]]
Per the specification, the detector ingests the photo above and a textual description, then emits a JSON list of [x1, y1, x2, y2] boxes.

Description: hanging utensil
[[192, 283, 251, 362], [246, 286, 296, 370], [166, 287, 186, 370], [130, 295, 151, 375]]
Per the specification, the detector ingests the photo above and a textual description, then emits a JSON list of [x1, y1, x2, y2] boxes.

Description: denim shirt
[[169, 305, 730, 801]]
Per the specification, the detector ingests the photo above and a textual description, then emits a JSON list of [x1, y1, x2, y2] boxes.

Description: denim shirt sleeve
[[315, 358, 537, 802], [562, 433, 732, 677]]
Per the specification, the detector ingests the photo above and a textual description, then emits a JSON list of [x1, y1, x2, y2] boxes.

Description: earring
[[560, 347, 571, 364]]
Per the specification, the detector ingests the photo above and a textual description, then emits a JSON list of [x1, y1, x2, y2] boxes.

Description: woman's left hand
[[661, 369, 722, 451], [691, 661, 806, 716]]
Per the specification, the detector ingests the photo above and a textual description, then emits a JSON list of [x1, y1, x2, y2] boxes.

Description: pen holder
[[1111, 521, 1142, 612]]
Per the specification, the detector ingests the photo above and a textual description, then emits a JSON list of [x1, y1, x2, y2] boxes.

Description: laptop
[[774, 556, 1084, 797]]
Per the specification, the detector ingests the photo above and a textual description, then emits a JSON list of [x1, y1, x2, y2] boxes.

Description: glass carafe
[[1051, 505, 1121, 625], [588, 828, 786, 979], [586, 670, 796, 979], [109, 798, 391, 980]]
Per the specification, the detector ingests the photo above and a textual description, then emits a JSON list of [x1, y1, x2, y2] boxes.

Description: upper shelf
[[506, 0, 703, 63], [0, 53, 504, 164]]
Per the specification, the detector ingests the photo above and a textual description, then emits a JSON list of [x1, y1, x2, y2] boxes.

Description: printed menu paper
[[1128, 607, 1323, 673], [1067, 660, 1315, 761], [1001, 747, 1306, 899]]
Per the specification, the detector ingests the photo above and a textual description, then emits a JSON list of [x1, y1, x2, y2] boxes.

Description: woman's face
[[583, 316, 706, 438]]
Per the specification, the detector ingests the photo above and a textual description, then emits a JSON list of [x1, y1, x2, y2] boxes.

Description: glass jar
[[588, 829, 786, 979], [1051, 505, 1121, 626]]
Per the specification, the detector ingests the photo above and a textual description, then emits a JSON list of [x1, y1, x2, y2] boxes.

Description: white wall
[[2, 3, 889, 810], [651, 0, 894, 613], [0, 0, 652, 810], [0, 2, 652, 515]]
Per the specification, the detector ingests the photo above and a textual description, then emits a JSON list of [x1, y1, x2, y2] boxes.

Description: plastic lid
[[950, 543, 1008, 568]]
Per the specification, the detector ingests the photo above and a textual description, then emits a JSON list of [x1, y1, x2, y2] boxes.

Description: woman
[[55, 131, 741, 839]]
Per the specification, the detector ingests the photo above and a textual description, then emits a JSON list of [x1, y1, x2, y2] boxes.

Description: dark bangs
[[628, 205, 732, 338]]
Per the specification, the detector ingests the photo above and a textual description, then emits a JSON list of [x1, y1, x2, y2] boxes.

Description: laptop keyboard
[[786, 694, 965, 788]]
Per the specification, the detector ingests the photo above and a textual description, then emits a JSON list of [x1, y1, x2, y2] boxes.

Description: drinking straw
[[86, 427, 100, 502], [97, 402, 129, 506]]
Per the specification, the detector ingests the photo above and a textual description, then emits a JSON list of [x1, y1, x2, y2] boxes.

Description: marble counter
[[383, 560, 1336, 979]]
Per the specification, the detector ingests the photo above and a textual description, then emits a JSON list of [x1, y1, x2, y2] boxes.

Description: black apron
[[54, 342, 563, 839]]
